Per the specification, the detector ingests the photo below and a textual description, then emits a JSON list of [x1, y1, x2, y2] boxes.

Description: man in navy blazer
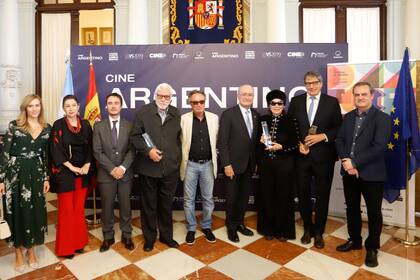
[[288, 71, 342, 248], [335, 82, 391, 267], [217, 84, 260, 242]]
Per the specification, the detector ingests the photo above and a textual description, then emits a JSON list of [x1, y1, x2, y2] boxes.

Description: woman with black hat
[[256, 89, 299, 241]]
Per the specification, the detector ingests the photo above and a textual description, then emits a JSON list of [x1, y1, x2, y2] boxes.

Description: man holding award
[[288, 71, 342, 248], [130, 83, 181, 252]]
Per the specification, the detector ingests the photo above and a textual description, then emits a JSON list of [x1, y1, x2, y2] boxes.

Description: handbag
[[0, 197, 11, 239]]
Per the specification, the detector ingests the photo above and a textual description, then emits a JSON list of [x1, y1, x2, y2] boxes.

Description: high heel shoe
[[15, 264, 26, 273], [26, 251, 39, 269]]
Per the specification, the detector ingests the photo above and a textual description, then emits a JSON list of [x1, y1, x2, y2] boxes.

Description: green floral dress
[[0, 120, 51, 248]]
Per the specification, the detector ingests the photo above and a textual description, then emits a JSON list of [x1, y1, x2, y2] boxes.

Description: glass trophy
[[142, 133, 156, 148], [261, 121, 272, 148]]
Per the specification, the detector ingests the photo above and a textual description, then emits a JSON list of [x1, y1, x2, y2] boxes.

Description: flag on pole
[[58, 58, 74, 118], [384, 48, 420, 203], [84, 52, 101, 127]]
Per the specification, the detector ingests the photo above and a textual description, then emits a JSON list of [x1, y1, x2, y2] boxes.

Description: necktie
[[308, 96, 316, 125], [111, 120, 118, 145], [245, 110, 253, 138]]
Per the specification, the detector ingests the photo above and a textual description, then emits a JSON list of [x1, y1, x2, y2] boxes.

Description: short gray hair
[[154, 83, 176, 96]]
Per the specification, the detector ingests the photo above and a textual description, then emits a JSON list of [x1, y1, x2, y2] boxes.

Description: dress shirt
[[108, 115, 126, 172], [239, 104, 253, 132], [189, 114, 211, 161]]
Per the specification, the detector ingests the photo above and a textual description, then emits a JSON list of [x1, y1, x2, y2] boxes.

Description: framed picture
[[81, 27, 98, 46], [99, 27, 113, 45]]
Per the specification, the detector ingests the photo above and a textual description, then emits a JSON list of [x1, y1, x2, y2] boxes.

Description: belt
[[189, 159, 211, 164]]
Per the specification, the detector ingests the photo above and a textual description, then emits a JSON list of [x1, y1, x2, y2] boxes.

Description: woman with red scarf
[[50, 95, 93, 259]]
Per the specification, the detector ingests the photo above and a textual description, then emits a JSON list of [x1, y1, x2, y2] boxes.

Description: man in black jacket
[[335, 82, 391, 267], [217, 84, 260, 242], [288, 71, 342, 248], [130, 83, 181, 252]]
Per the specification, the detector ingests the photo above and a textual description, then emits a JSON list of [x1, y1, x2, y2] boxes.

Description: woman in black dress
[[257, 90, 299, 241], [49, 95, 93, 258]]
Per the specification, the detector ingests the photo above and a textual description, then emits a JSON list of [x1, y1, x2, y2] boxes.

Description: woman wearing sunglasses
[[256, 89, 299, 241]]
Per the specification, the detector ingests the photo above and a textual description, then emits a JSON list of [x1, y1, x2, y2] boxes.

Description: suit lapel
[[312, 94, 324, 126], [356, 107, 376, 138], [103, 119, 116, 147], [235, 106, 250, 138]]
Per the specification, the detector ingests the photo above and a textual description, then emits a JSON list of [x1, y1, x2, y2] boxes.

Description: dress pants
[[343, 174, 383, 250], [55, 178, 88, 256], [98, 179, 133, 240], [225, 162, 252, 231], [139, 171, 178, 243], [296, 156, 335, 235]]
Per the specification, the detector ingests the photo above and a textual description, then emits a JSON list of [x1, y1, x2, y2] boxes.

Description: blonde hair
[[16, 94, 48, 133]]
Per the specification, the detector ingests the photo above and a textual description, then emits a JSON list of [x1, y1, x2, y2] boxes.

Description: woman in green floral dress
[[0, 94, 51, 273]]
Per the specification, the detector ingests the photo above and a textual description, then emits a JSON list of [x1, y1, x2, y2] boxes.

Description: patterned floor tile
[[47, 210, 58, 225], [266, 267, 311, 279], [45, 232, 102, 257], [0, 239, 15, 257], [93, 264, 153, 280], [243, 237, 306, 265], [89, 222, 142, 242], [179, 235, 238, 264], [135, 248, 205, 280], [348, 268, 390, 280], [209, 248, 280, 280], [330, 224, 391, 247], [11, 262, 76, 280], [183, 266, 231, 279], [380, 233, 420, 263]]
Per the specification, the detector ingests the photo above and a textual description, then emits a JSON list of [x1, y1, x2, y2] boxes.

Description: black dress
[[256, 113, 299, 239]]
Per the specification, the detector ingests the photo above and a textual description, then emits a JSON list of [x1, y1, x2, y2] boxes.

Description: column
[[405, 0, 420, 58], [0, 0, 21, 133], [128, 0, 149, 44], [266, 0, 286, 42]]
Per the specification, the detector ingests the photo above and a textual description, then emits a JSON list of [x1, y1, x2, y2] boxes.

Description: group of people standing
[[0, 71, 391, 273]]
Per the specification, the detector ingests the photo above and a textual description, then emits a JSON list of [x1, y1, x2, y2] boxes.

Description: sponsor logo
[[211, 52, 239, 58], [194, 51, 205, 60], [77, 54, 103, 61], [124, 53, 144, 60], [244, 51, 255, 59], [287, 51, 305, 58], [310, 52, 328, 58], [149, 53, 167, 59], [172, 53, 190, 59], [333, 50, 344, 59], [262, 51, 282, 58], [108, 52, 119, 61]]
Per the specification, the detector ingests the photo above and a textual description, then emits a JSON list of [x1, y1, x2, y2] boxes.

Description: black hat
[[266, 89, 286, 104]]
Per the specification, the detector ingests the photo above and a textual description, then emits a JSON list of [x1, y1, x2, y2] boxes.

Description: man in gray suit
[[93, 93, 135, 252]]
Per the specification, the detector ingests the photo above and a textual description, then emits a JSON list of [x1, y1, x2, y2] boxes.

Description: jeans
[[183, 160, 215, 231]]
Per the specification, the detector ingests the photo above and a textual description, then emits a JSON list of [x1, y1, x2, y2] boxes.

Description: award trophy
[[303, 125, 318, 151], [261, 121, 273, 148], [142, 133, 156, 148]]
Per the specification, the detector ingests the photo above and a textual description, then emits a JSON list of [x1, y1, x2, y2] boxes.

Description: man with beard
[[130, 83, 181, 252]]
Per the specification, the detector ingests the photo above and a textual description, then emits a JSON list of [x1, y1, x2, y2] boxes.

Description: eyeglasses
[[156, 94, 172, 100], [270, 101, 284, 106], [190, 100, 205, 105], [304, 81, 321, 86]]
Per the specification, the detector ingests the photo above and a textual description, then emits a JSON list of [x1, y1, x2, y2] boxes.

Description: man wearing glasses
[[218, 84, 260, 242], [130, 83, 181, 252], [288, 71, 342, 248], [180, 90, 219, 245]]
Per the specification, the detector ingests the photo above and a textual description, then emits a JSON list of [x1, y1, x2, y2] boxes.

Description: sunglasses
[[270, 101, 284, 106], [190, 100, 205, 105]]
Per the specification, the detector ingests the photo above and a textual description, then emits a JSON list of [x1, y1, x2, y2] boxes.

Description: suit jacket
[[180, 111, 219, 180], [130, 102, 181, 178], [288, 93, 342, 163], [335, 106, 392, 182], [217, 105, 260, 174], [93, 117, 134, 183]]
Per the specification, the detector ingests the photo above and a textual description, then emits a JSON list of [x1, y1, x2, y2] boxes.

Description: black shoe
[[100, 238, 115, 252], [228, 229, 239, 242], [160, 239, 180, 248], [365, 249, 379, 267], [122, 237, 135, 250], [314, 235, 324, 249], [202, 229, 216, 243], [143, 241, 154, 252], [237, 225, 254, 236], [336, 240, 362, 252], [264, 235, 274, 241], [186, 231, 196, 245], [300, 231, 312, 244], [277, 236, 288, 242], [75, 248, 84, 254]]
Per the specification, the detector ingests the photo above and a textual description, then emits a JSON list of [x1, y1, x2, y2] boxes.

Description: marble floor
[[1, 193, 420, 280]]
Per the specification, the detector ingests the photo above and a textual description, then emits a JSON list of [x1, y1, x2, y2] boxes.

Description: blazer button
[[116, 152, 119, 155]]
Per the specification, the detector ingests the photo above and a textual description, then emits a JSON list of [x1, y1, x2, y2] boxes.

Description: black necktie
[[111, 120, 118, 145]]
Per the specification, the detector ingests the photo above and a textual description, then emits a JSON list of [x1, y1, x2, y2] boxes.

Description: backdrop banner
[[71, 43, 348, 210], [327, 60, 418, 227]]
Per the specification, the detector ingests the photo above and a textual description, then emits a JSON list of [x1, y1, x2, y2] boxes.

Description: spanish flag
[[84, 58, 101, 127]]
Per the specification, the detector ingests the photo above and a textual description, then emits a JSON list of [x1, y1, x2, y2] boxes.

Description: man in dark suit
[[288, 71, 342, 248], [335, 82, 391, 267], [93, 93, 135, 252], [217, 84, 260, 242], [130, 83, 181, 252]]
